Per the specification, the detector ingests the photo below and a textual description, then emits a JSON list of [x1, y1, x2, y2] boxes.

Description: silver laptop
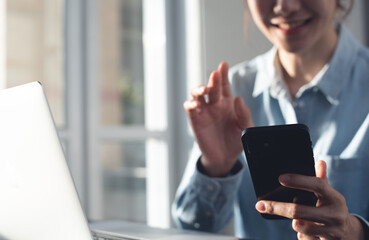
[[0, 82, 237, 240]]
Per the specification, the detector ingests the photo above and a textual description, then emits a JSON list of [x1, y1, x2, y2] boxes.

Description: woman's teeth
[[278, 21, 306, 30]]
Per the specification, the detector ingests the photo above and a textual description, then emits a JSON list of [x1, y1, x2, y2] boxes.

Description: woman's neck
[[278, 28, 338, 99]]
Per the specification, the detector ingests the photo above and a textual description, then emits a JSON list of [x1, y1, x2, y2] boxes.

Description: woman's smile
[[271, 18, 312, 35]]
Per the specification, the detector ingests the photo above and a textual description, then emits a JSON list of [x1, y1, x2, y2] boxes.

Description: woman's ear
[[336, 0, 354, 21]]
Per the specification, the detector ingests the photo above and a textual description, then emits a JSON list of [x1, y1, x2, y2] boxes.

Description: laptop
[[0, 82, 237, 240]]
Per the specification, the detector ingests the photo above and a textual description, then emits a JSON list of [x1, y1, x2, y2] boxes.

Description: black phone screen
[[241, 124, 317, 219]]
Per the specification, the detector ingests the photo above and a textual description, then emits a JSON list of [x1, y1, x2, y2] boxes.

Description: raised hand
[[183, 62, 253, 177]]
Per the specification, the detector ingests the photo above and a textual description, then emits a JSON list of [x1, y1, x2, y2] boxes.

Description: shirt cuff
[[352, 214, 369, 237], [197, 158, 243, 177], [189, 158, 244, 204]]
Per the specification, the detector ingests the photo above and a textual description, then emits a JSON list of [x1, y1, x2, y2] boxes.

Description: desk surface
[[89, 220, 253, 240]]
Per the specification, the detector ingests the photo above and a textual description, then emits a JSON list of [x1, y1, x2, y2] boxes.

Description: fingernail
[[297, 220, 305, 226], [199, 86, 206, 94], [279, 174, 290, 184], [255, 202, 266, 212]]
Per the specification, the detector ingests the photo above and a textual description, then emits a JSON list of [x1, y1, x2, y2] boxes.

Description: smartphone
[[241, 124, 317, 219]]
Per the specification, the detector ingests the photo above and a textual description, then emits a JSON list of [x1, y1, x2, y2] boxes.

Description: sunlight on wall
[[0, 0, 5, 89]]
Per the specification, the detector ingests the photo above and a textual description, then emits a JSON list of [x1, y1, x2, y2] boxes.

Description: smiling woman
[[247, 0, 338, 58], [173, 0, 369, 239]]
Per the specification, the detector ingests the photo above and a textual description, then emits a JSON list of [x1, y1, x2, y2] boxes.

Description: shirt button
[[298, 101, 304, 108], [313, 87, 319, 92], [194, 222, 200, 229], [206, 211, 212, 217], [206, 185, 214, 191]]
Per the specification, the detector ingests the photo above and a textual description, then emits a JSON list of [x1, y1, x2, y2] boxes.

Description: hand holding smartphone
[[241, 124, 317, 219]]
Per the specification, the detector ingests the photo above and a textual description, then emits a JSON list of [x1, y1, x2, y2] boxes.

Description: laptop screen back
[[0, 82, 92, 240]]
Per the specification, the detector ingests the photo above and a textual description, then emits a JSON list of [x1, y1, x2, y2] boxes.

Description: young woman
[[173, 0, 369, 239]]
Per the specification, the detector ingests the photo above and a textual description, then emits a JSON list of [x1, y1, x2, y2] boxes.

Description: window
[[84, 0, 183, 227], [63, 0, 190, 228], [3, 0, 190, 229], [98, 0, 147, 223]]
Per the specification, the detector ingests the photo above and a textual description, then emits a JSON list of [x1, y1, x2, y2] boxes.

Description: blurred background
[[1, 0, 368, 230]]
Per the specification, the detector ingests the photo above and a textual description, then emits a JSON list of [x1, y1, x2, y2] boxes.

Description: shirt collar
[[252, 25, 359, 105], [316, 25, 359, 104], [252, 47, 278, 98]]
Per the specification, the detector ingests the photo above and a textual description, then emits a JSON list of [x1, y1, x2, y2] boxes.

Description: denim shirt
[[172, 25, 369, 240]]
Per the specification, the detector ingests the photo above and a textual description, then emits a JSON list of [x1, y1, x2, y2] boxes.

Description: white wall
[[202, 0, 270, 80], [345, 0, 366, 44]]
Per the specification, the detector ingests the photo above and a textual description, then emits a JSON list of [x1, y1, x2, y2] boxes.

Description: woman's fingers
[[254, 160, 362, 239], [218, 62, 233, 97], [185, 85, 207, 115], [208, 62, 233, 103], [297, 231, 320, 240], [315, 160, 328, 181], [294, 219, 331, 239], [255, 200, 331, 224], [278, 173, 337, 203], [208, 71, 221, 104], [183, 99, 199, 111], [190, 62, 233, 106], [234, 96, 254, 129], [276, 161, 328, 197], [190, 84, 208, 106]]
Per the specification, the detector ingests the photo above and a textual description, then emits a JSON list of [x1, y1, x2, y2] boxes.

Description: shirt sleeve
[[352, 214, 369, 238], [172, 144, 244, 233]]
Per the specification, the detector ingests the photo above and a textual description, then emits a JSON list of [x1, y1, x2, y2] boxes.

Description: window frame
[[64, 0, 191, 228]]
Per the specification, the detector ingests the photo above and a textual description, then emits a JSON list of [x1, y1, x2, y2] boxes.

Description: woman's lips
[[271, 18, 312, 35]]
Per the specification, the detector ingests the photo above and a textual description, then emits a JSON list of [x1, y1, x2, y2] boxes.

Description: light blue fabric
[[172, 25, 369, 239]]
